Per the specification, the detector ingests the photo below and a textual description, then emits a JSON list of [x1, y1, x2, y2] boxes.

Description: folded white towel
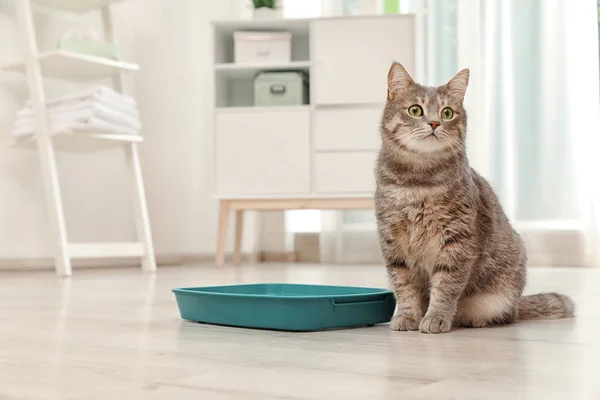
[[13, 85, 141, 137], [19, 86, 139, 119], [18, 96, 139, 121], [14, 101, 141, 132]]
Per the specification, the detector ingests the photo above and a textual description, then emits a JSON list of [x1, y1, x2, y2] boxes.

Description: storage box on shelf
[[211, 15, 416, 266], [254, 71, 309, 107], [2, 0, 156, 276], [234, 31, 292, 64], [56, 38, 119, 60]]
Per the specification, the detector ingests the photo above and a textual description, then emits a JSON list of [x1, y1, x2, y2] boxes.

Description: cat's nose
[[428, 121, 440, 130]]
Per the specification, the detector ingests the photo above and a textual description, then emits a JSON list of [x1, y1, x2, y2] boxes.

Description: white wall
[[0, 0, 256, 261]]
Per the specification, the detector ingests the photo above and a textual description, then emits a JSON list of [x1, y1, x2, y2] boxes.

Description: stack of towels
[[12, 86, 141, 137]]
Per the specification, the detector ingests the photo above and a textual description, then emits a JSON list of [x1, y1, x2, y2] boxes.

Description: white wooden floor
[[0, 263, 599, 400]]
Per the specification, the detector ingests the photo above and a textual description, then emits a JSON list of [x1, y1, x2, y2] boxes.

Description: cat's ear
[[387, 62, 415, 100], [445, 68, 470, 102]]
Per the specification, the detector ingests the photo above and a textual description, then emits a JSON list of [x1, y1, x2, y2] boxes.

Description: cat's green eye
[[408, 105, 423, 117], [441, 107, 454, 120]]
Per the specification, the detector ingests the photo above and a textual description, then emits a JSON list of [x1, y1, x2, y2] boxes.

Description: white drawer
[[314, 152, 377, 194], [314, 107, 381, 151]]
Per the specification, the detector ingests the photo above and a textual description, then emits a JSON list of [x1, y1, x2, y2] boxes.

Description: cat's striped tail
[[517, 293, 575, 320]]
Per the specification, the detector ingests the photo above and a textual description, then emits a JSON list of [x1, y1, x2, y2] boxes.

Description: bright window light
[[283, 0, 322, 18], [286, 210, 322, 233]]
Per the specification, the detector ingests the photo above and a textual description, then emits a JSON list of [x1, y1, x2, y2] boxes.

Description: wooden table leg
[[233, 209, 244, 264], [215, 200, 230, 267]]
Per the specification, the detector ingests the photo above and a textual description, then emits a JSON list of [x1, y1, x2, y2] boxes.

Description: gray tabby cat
[[375, 62, 574, 334]]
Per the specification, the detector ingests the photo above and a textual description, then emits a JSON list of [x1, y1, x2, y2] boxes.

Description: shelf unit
[[5, 0, 156, 276], [210, 15, 416, 266]]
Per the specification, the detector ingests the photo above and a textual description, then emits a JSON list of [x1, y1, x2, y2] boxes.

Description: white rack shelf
[[1, 50, 139, 81], [32, 0, 127, 13], [214, 61, 310, 79], [8, 131, 143, 153], [5, 0, 156, 276]]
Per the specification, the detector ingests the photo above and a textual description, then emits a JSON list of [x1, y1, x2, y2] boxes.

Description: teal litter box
[[172, 283, 396, 331]]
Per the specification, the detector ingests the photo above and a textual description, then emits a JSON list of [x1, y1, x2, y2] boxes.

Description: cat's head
[[382, 62, 469, 155]]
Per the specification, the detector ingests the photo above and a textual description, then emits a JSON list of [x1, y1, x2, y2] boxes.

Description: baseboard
[[520, 227, 593, 267], [0, 255, 180, 272], [291, 228, 594, 267], [0, 252, 258, 272], [181, 253, 258, 264]]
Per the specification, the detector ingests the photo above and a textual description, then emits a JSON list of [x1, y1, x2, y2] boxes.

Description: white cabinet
[[312, 16, 415, 105], [216, 108, 310, 196], [211, 15, 416, 265], [212, 15, 415, 199]]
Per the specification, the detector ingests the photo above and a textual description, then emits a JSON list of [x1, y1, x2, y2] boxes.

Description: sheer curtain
[[316, 0, 600, 266], [461, 0, 600, 266]]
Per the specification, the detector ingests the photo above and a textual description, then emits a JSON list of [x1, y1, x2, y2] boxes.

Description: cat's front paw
[[390, 313, 420, 331], [419, 314, 452, 334]]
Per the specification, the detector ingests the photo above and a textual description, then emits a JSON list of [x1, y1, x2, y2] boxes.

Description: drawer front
[[314, 107, 382, 151], [314, 152, 378, 194], [216, 109, 310, 196]]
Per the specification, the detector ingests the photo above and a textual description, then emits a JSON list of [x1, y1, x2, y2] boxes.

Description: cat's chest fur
[[386, 187, 458, 271]]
